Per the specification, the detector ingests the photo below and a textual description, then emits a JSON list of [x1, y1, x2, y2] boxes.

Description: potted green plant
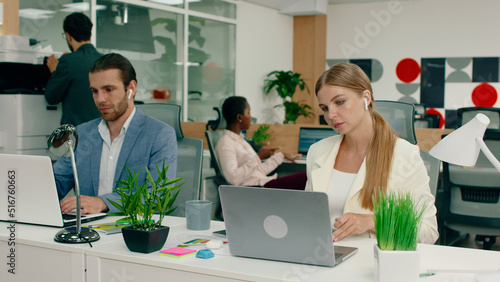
[[248, 124, 272, 152], [263, 70, 313, 124], [108, 162, 183, 253], [373, 192, 425, 282]]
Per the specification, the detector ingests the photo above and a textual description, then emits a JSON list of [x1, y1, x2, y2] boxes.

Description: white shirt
[[327, 168, 356, 228], [97, 107, 136, 196]]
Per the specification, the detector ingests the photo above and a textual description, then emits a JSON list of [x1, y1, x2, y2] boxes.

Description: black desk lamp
[[48, 124, 100, 244]]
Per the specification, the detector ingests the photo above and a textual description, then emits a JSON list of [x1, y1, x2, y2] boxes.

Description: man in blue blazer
[[53, 53, 177, 214]]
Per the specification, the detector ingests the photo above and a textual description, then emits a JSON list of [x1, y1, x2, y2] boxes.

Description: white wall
[[236, 2, 294, 124], [325, 0, 500, 111]]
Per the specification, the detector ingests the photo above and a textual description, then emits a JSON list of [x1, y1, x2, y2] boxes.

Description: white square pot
[[374, 244, 420, 282]]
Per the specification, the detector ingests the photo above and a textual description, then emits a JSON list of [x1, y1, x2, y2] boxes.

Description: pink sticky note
[[160, 247, 196, 256]]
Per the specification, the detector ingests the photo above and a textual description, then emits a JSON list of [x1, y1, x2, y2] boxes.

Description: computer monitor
[[298, 127, 338, 155], [96, 3, 155, 54]]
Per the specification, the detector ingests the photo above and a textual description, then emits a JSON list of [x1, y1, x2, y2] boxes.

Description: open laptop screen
[[298, 127, 338, 155], [0, 154, 105, 227]]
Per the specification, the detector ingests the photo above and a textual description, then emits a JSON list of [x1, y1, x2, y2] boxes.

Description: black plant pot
[[122, 226, 170, 253], [247, 140, 262, 153]]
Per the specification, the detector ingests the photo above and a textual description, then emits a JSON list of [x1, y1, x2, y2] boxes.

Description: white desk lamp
[[429, 114, 500, 280], [429, 113, 500, 172], [48, 124, 100, 244]]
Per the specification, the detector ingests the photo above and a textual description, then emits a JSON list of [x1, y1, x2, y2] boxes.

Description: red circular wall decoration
[[426, 108, 445, 129], [396, 58, 421, 83], [472, 83, 497, 107]]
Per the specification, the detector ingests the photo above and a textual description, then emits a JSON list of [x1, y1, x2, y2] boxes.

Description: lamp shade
[[429, 113, 489, 166]]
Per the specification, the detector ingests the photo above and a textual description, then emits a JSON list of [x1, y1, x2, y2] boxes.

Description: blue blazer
[[53, 108, 178, 213]]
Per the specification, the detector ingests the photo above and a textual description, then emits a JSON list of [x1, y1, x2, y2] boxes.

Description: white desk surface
[[2, 216, 500, 281], [0, 216, 186, 249], [0, 216, 124, 282], [86, 218, 500, 282], [283, 158, 306, 165], [0, 216, 188, 282]]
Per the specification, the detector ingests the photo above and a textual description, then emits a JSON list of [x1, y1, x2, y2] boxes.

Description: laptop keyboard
[[334, 252, 343, 259], [62, 213, 87, 220]]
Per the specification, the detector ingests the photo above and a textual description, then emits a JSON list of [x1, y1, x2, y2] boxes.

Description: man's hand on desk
[[60, 195, 109, 214], [283, 152, 302, 163]]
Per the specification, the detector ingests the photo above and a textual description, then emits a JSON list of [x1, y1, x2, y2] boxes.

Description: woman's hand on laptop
[[60, 195, 109, 214], [283, 152, 302, 163], [332, 213, 375, 242]]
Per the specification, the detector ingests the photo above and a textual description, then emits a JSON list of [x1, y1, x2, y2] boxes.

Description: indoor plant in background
[[373, 192, 425, 282], [263, 70, 313, 124], [248, 124, 272, 152], [108, 162, 183, 253]]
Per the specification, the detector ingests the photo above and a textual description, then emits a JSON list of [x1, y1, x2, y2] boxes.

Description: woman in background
[[305, 63, 438, 244], [216, 96, 306, 189]]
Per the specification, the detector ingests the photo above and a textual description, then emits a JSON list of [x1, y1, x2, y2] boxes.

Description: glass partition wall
[[19, 0, 236, 122]]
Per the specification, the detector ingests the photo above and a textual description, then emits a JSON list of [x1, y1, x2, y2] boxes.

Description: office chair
[[136, 103, 204, 217], [206, 106, 227, 131], [414, 103, 426, 117], [419, 150, 441, 245], [415, 114, 440, 129], [420, 150, 441, 198], [174, 137, 204, 217], [205, 130, 228, 187], [374, 100, 417, 144], [205, 130, 228, 220], [439, 130, 500, 249], [415, 116, 433, 128], [412, 103, 441, 128], [136, 103, 183, 138], [206, 98, 229, 130], [458, 107, 500, 138]]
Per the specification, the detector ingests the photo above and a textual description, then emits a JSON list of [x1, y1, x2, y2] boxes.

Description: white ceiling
[[242, 0, 399, 11]]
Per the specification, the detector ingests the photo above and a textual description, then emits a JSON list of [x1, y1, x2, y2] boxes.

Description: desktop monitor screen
[[298, 127, 338, 155], [96, 3, 155, 54]]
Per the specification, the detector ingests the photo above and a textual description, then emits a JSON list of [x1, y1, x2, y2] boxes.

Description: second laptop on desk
[[296, 127, 338, 161], [219, 185, 357, 267]]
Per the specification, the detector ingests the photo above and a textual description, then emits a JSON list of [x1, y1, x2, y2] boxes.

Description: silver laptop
[[297, 127, 338, 160], [0, 154, 106, 227], [219, 185, 358, 267]]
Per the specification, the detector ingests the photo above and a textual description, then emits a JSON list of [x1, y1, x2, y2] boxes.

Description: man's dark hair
[[222, 96, 248, 126], [63, 13, 92, 42], [89, 53, 137, 88]]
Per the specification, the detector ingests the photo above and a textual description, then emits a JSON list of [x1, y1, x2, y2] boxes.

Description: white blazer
[[305, 135, 439, 244]]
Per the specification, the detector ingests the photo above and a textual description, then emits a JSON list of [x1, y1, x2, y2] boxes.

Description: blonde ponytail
[[360, 111, 397, 210]]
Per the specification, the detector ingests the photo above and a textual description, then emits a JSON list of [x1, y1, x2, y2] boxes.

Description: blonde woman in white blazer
[[305, 63, 438, 244]]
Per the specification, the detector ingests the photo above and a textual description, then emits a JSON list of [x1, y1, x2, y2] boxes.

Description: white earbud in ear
[[364, 98, 368, 110], [128, 89, 133, 99]]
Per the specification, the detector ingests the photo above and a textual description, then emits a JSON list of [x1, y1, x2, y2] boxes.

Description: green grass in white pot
[[373, 192, 425, 251]]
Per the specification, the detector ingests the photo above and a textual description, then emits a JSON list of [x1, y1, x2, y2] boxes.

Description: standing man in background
[[45, 12, 102, 126]]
